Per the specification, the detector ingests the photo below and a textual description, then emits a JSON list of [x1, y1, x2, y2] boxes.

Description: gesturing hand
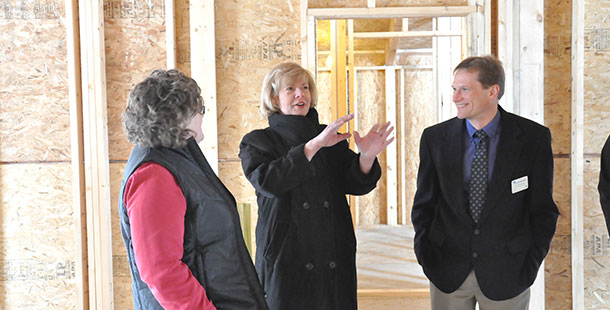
[[354, 122, 394, 173], [304, 114, 354, 161]]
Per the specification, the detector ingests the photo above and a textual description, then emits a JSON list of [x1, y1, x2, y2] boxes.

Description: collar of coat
[[268, 108, 322, 146]]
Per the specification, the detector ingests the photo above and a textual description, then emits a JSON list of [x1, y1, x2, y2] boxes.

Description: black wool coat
[[239, 109, 381, 310]]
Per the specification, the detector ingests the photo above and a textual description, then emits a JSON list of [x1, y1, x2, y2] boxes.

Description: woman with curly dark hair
[[119, 69, 268, 310]]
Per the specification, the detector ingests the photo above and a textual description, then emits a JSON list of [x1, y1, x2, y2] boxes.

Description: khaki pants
[[430, 270, 530, 310]]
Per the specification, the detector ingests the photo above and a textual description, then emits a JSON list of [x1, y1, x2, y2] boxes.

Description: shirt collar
[[466, 109, 501, 140]]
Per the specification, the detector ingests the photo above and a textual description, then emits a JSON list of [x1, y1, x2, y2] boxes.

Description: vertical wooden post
[[78, 1, 114, 308], [384, 19, 399, 65], [571, 0, 585, 308], [165, 0, 177, 69], [330, 20, 347, 131], [400, 67, 406, 224], [497, 0, 515, 112], [347, 19, 357, 226], [65, 0, 88, 308], [467, 0, 486, 56], [300, 0, 310, 71], [385, 67, 397, 225], [190, 0, 219, 173], [306, 14, 317, 76]]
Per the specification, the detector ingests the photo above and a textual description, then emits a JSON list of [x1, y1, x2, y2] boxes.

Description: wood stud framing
[[572, 0, 585, 308], [77, 1, 114, 309], [65, 0, 88, 308], [385, 67, 397, 225], [166, 0, 177, 69], [190, 0, 219, 173]]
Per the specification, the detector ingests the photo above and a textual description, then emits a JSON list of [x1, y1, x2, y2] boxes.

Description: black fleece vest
[[118, 138, 268, 310]]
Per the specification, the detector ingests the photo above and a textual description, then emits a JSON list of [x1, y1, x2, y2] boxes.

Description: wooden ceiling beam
[[308, 6, 476, 19], [354, 30, 462, 39]]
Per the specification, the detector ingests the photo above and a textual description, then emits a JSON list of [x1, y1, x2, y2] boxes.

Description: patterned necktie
[[469, 130, 489, 223]]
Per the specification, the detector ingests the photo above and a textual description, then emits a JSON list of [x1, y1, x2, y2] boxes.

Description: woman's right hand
[[304, 113, 354, 161]]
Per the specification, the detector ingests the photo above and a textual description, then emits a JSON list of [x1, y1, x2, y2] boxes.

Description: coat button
[[329, 261, 336, 269], [472, 252, 478, 258], [323, 201, 330, 208], [303, 202, 310, 210], [474, 229, 480, 235], [305, 262, 314, 270]]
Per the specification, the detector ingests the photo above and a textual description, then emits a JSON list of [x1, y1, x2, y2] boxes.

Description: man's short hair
[[454, 55, 505, 100]]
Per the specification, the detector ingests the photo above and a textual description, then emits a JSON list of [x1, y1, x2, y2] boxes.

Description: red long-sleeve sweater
[[123, 162, 216, 310]]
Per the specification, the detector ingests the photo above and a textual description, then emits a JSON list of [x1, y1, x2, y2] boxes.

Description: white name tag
[[511, 176, 529, 194]]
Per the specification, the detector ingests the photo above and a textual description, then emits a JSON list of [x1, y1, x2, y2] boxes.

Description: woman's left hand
[[354, 122, 394, 174], [354, 121, 395, 159]]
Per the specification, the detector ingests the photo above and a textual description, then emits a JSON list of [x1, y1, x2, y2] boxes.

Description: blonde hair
[[259, 62, 318, 118]]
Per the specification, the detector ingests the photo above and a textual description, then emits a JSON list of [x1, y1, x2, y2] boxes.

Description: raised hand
[[353, 121, 395, 173], [304, 114, 354, 161]]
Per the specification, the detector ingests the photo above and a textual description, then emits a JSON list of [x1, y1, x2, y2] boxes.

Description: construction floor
[[356, 225, 431, 310]]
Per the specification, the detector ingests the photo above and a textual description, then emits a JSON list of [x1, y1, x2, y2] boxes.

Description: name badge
[[511, 176, 528, 194]]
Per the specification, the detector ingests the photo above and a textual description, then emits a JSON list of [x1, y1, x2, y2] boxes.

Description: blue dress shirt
[[463, 110, 501, 188]]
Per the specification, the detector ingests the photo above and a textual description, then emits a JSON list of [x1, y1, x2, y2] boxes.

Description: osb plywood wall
[[402, 55, 434, 226], [316, 71, 334, 125], [214, 0, 301, 255], [308, 0, 467, 8], [0, 0, 77, 309], [103, 0, 168, 309], [583, 0, 610, 308], [356, 70, 387, 224], [544, 0, 573, 308]]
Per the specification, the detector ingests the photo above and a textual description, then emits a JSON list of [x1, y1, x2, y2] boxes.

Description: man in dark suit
[[411, 55, 559, 309], [599, 135, 610, 234]]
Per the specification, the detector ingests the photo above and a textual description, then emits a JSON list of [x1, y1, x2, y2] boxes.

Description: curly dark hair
[[122, 69, 203, 148]]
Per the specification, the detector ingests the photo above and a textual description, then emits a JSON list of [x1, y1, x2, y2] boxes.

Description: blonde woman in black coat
[[239, 62, 394, 310]]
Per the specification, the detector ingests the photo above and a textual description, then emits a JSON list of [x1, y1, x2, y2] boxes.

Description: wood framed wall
[[571, 0, 585, 308], [2, 0, 608, 308], [304, 5, 478, 226]]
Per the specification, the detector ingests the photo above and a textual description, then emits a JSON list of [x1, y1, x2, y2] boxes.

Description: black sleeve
[[599, 135, 610, 234], [411, 129, 440, 258], [329, 139, 381, 196], [239, 130, 316, 198], [526, 128, 560, 267]]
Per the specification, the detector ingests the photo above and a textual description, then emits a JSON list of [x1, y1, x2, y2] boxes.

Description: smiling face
[[274, 76, 311, 116], [452, 69, 499, 129]]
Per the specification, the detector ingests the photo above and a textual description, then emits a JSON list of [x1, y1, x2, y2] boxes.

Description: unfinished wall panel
[[176, 0, 191, 76], [402, 56, 434, 226], [0, 164, 77, 309], [308, 0, 467, 7], [545, 157, 572, 308], [0, 2, 70, 162], [104, 0, 167, 161], [584, 159, 610, 309], [582, 0, 610, 308], [356, 70, 387, 224], [543, 0, 573, 307], [214, 0, 301, 163], [0, 1, 79, 309], [316, 71, 334, 125]]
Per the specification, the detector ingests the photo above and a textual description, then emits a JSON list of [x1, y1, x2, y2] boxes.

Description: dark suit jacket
[[599, 135, 610, 234], [411, 106, 559, 301]]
